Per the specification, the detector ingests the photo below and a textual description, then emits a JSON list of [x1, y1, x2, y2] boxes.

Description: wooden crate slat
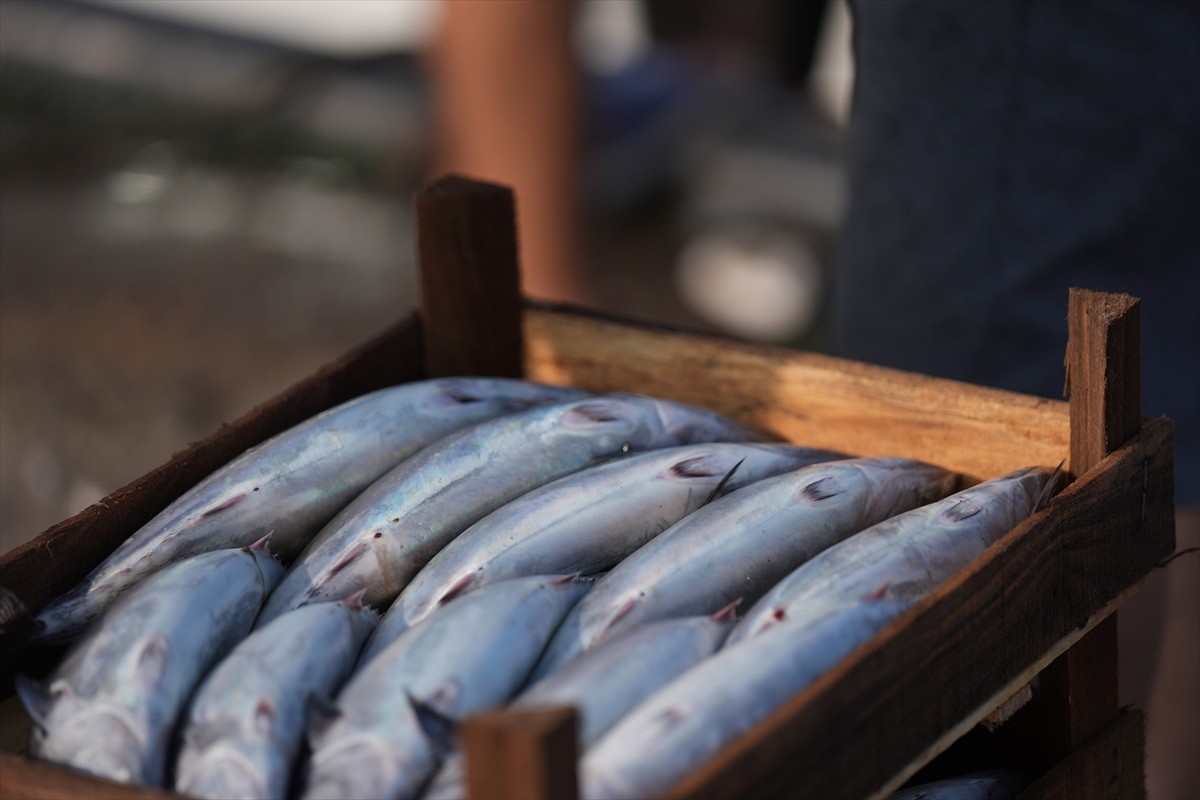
[[0, 752, 180, 800], [523, 307, 1070, 483], [665, 417, 1174, 800]]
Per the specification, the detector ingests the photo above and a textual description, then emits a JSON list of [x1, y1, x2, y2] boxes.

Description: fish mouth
[[48, 705, 149, 785], [176, 746, 270, 800], [306, 733, 426, 800]]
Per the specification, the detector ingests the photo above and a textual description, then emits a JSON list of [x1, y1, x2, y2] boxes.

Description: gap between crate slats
[[866, 571, 1153, 800]]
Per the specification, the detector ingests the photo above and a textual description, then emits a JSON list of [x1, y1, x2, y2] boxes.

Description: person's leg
[[427, 1, 584, 304]]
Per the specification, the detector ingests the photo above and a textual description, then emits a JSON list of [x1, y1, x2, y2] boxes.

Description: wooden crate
[[0, 176, 1175, 800]]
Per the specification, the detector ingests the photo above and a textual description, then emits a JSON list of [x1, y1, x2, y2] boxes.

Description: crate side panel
[[0, 752, 181, 800], [0, 315, 424, 617], [666, 418, 1173, 800], [523, 309, 1069, 482], [1015, 707, 1145, 800]]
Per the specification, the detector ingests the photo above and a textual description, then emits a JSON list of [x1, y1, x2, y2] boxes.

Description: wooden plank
[[523, 306, 1070, 482], [0, 752, 180, 800], [417, 174, 524, 379], [665, 418, 1174, 800], [1016, 708, 1145, 800], [0, 315, 423, 631], [464, 707, 579, 800], [1066, 288, 1142, 478], [1035, 290, 1145, 760]]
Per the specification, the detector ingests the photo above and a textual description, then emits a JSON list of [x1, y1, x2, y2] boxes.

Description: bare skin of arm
[[427, 0, 584, 304]]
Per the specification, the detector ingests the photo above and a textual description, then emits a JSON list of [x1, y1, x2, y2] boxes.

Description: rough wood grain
[[0, 315, 423, 627], [665, 418, 1174, 800], [523, 306, 1070, 483], [417, 174, 524, 379], [0, 752, 180, 800], [1035, 289, 1147, 761], [1016, 708, 1145, 800], [464, 707, 579, 800]]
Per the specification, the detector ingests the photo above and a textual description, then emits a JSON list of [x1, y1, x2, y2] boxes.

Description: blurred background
[[0, 3, 1195, 799], [0, 0, 852, 548]]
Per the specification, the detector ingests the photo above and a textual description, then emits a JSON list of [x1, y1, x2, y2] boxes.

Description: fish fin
[[702, 459, 745, 506], [323, 541, 370, 581], [136, 634, 171, 687], [15, 675, 61, 734], [710, 598, 743, 622], [1035, 461, 1066, 512], [605, 598, 637, 632], [549, 572, 583, 586], [670, 455, 720, 478], [944, 499, 984, 523], [440, 384, 484, 405], [201, 493, 247, 518], [439, 572, 477, 605], [801, 476, 841, 502], [561, 400, 625, 427], [247, 533, 274, 556], [407, 691, 459, 758], [306, 692, 342, 747], [0, 585, 30, 636], [341, 588, 370, 612], [253, 697, 276, 735], [862, 583, 891, 602]]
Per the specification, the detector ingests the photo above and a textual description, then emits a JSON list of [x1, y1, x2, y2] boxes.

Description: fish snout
[[45, 707, 149, 786], [175, 747, 270, 800]]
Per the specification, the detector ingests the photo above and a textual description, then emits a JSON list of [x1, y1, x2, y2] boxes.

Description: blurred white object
[[89, 0, 440, 56], [676, 226, 823, 343], [809, 0, 855, 128]]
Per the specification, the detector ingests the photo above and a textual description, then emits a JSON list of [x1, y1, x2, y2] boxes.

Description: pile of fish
[[9, 376, 1058, 800]]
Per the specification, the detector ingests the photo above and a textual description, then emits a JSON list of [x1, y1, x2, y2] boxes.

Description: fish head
[[35, 695, 149, 785], [303, 732, 434, 800], [175, 745, 272, 800]]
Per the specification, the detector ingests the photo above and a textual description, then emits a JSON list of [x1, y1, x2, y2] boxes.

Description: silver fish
[[888, 770, 1026, 800], [33, 378, 584, 644], [361, 443, 839, 662], [301, 575, 591, 800], [259, 395, 763, 627], [173, 595, 377, 800], [423, 606, 738, 800], [728, 466, 1056, 646], [530, 458, 957, 681], [580, 599, 908, 800], [16, 544, 284, 788]]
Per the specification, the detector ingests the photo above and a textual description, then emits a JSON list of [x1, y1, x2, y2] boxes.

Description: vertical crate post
[[1037, 288, 1141, 760], [415, 174, 581, 798], [416, 174, 525, 379], [463, 708, 580, 800]]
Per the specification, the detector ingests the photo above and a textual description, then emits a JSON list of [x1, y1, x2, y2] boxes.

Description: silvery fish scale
[[174, 597, 377, 800], [33, 377, 583, 644], [301, 575, 591, 800], [18, 546, 283, 788], [260, 395, 762, 626], [530, 457, 957, 681], [729, 466, 1055, 645], [363, 442, 839, 661]]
